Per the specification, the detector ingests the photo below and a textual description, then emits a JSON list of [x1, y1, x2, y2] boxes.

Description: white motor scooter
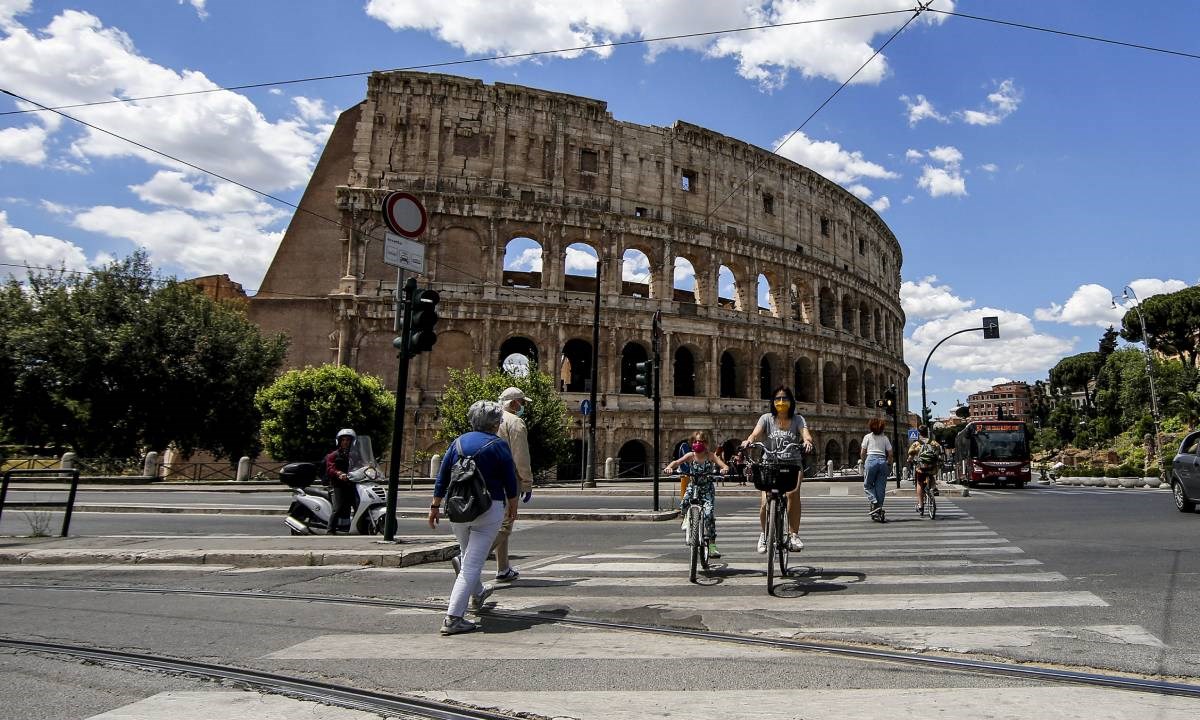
[[281, 436, 389, 535]]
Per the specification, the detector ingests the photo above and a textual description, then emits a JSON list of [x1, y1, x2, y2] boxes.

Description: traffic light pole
[[384, 277, 416, 542], [651, 311, 662, 512], [584, 258, 601, 488], [920, 325, 990, 433]]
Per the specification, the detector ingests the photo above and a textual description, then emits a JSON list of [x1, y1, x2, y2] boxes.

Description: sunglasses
[[773, 397, 790, 401]]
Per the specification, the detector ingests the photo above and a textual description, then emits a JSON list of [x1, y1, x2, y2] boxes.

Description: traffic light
[[633, 359, 655, 398], [882, 385, 897, 415], [404, 287, 440, 357]]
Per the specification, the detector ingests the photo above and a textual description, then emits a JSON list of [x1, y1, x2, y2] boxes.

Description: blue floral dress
[[681, 458, 719, 541]]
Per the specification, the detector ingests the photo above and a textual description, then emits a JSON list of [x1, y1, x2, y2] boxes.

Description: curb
[[0, 541, 459, 568], [8, 504, 681, 521]]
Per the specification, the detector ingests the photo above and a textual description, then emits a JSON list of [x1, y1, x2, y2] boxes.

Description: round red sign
[[381, 192, 427, 238]]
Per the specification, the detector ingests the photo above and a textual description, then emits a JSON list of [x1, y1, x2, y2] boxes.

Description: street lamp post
[[1113, 287, 1165, 478]]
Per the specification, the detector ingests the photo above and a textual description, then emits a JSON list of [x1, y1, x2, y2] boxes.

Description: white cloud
[[847, 184, 873, 201], [0, 123, 48, 164], [870, 196, 890, 213], [952, 377, 1013, 395], [179, 0, 207, 19], [364, 1, 954, 89], [960, 79, 1021, 126], [293, 96, 335, 123], [564, 245, 598, 275], [906, 307, 1075, 375], [917, 165, 966, 197], [901, 276, 973, 320], [1036, 279, 1190, 328], [507, 247, 543, 273], [900, 93, 947, 126], [130, 171, 277, 215], [904, 149, 923, 161], [901, 195, 914, 204], [926, 145, 962, 166], [0, 0, 30, 28], [622, 249, 650, 283], [979, 163, 998, 173], [774, 131, 898, 184], [0, 209, 90, 276], [673, 257, 695, 287]]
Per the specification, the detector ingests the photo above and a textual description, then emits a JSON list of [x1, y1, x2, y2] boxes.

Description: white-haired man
[[491, 386, 533, 581]]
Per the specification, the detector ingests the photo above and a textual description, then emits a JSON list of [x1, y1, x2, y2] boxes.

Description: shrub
[[1104, 466, 1120, 478]]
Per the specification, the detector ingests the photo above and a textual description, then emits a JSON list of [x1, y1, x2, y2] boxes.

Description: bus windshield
[[973, 430, 1028, 461]]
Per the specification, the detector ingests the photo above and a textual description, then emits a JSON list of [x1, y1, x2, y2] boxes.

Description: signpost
[[384, 233, 425, 273], [580, 399, 592, 417], [908, 428, 920, 443]]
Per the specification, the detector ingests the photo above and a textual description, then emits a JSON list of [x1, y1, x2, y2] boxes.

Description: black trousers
[[328, 482, 356, 533]]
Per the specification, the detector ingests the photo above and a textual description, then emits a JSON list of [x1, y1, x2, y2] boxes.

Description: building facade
[[967, 381, 1034, 422], [248, 71, 910, 476]]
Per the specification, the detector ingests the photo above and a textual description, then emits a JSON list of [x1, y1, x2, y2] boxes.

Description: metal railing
[[0, 458, 58, 473], [0, 468, 81, 537]]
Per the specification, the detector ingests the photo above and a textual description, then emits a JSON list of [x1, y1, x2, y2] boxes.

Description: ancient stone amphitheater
[[249, 71, 910, 479]]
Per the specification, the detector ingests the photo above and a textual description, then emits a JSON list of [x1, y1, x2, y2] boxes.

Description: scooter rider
[[324, 429, 359, 534]]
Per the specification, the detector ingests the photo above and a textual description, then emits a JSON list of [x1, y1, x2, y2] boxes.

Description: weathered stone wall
[[250, 71, 910, 475]]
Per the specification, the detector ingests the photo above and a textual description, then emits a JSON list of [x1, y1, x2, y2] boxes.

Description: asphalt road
[[1, 483, 1197, 719]]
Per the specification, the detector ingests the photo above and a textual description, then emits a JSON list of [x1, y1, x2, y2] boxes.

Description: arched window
[[560, 339, 593, 392], [718, 265, 737, 310], [619, 342, 649, 394], [757, 273, 774, 316], [823, 362, 841, 404], [719, 351, 738, 398], [842, 293, 854, 332], [789, 282, 811, 323], [760, 352, 782, 400], [794, 357, 815, 403], [847, 438, 861, 467], [819, 287, 835, 328], [673, 346, 696, 396], [873, 309, 883, 343], [498, 336, 539, 372], [863, 370, 877, 407], [824, 440, 843, 469], [621, 249, 652, 298], [617, 440, 650, 479], [502, 237, 542, 288], [564, 242, 598, 293], [859, 302, 871, 339], [845, 366, 860, 407], [673, 257, 697, 304]]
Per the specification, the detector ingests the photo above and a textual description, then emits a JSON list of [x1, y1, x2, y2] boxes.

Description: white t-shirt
[[861, 432, 892, 458]]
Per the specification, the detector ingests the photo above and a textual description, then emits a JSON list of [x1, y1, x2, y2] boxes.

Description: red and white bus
[[953, 420, 1033, 488]]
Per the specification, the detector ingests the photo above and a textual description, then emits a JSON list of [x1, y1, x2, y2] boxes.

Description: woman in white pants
[[428, 401, 519, 635]]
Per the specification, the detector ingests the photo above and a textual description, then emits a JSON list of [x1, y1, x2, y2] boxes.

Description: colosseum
[[248, 71, 910, 479]]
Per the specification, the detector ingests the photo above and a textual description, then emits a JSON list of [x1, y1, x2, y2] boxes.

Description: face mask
[[773, 400, 790, 413], [691, 441, 707, 454], [515, 405, 527, 418]]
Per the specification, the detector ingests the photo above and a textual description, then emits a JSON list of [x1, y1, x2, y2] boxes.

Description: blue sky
[[1, 0, 1197, 416]]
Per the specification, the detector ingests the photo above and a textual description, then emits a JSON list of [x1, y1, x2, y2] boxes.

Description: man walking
[[491, 386, 533, 581]]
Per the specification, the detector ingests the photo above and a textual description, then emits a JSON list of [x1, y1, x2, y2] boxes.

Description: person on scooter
[[324, 429, 358, 534]]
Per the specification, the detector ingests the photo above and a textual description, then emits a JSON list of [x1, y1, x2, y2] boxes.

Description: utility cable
[[0, 9, 912, 117]]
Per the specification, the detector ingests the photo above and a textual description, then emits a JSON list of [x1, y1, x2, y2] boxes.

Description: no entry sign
[[381, 192, 427, 238]]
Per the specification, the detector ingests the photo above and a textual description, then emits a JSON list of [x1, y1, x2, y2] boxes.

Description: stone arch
[[863, 369, 877, 407], [433, 226, 484, 284], [790, 279, 813, 323], [502, 236, 542, 288], [824, 439, 843, 469], [717, 264, 738, 310], [759, 351, 784, 399], [841, 293, 854, 332], [719, 349, 746, 398], [617, 439, 650, 478], [845, 365, 860, 407], [847, 438, 861, 467], [619, 341, 650, 394], [498, 336, 539, 371], [874, 308, 883, 343], [620, 248, 653, 298], [673, 256, 697, 304], [563, 242, 598, 293], [819, 287, 836, 328], [756, 272, 777, 317], [859, 301, 871, 339], [673, 345, 698, 397], [427, 330, 473, 391], [823, 361, 841, 405], [794, 356, 816, 403], [560, 338, 593, 392]]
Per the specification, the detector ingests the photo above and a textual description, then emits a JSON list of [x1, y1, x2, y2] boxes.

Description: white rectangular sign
[[383, 232, 424, 273]]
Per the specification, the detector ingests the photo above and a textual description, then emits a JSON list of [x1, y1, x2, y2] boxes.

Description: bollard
[[605, 457, 617, 480], [236, 456, 251, 482], [60, 452, 76, 470], [826, 460, 834, 478], [429, 454, 441, 479], [143, 451, 160, 478]]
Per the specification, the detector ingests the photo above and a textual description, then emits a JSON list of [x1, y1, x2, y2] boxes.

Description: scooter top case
[[281, 462, 320, 489]]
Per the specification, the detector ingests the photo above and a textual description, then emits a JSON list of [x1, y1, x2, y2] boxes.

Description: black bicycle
[[681, 481, 711, 583], [744, 442, 804, 595]]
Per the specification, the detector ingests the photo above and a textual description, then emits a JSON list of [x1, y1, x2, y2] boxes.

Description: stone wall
[[249, 71, 910, 476]]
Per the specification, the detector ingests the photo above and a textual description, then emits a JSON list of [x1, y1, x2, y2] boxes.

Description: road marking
[[0, 564, 235, 572], [500, 571, 1067, 588], [749, 624, 1165, 651], [625, 546, 1025, 557], [536, 558, 1045, 573], [479, 591, 1107, 613], [639, 537, 1011, 547], [87, 690, 385, 719]]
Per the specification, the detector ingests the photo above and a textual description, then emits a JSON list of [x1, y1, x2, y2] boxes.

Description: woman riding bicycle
[[741, 386, 814, 554], [664, 430, 728, 558]]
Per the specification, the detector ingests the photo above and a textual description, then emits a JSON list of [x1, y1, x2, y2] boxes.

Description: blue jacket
[[434, 431, 518, 503]]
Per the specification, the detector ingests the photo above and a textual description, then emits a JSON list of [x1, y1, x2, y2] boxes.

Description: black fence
[[0, 468, 81, 537]]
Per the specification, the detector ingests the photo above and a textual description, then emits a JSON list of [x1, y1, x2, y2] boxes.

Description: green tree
[[1120, 286, 1200, 369], [256, 364, 394, 462], [0, 253, 287, 460], [1049, 352, 1101, 409], [434, 364, 571, 481]]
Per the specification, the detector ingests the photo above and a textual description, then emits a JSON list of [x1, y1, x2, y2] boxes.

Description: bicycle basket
[[752, 463, 799, 492]]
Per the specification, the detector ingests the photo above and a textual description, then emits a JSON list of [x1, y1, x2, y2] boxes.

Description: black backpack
[[444, 437, 497, 522]]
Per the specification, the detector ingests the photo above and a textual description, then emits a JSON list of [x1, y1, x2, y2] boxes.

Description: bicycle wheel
[[926, 484, 937, 520], [775, 496, 789, 578], [765, 495, 778, 594], [688, 504, 702, 583]]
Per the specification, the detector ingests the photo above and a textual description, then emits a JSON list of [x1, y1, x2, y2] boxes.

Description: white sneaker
[[681, 514, 690, 531], [756, 532, 768, 554], [787, 534, 804, 552]]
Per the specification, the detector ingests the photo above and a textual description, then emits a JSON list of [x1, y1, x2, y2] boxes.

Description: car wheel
[[1172, 478, 1196, 513]]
